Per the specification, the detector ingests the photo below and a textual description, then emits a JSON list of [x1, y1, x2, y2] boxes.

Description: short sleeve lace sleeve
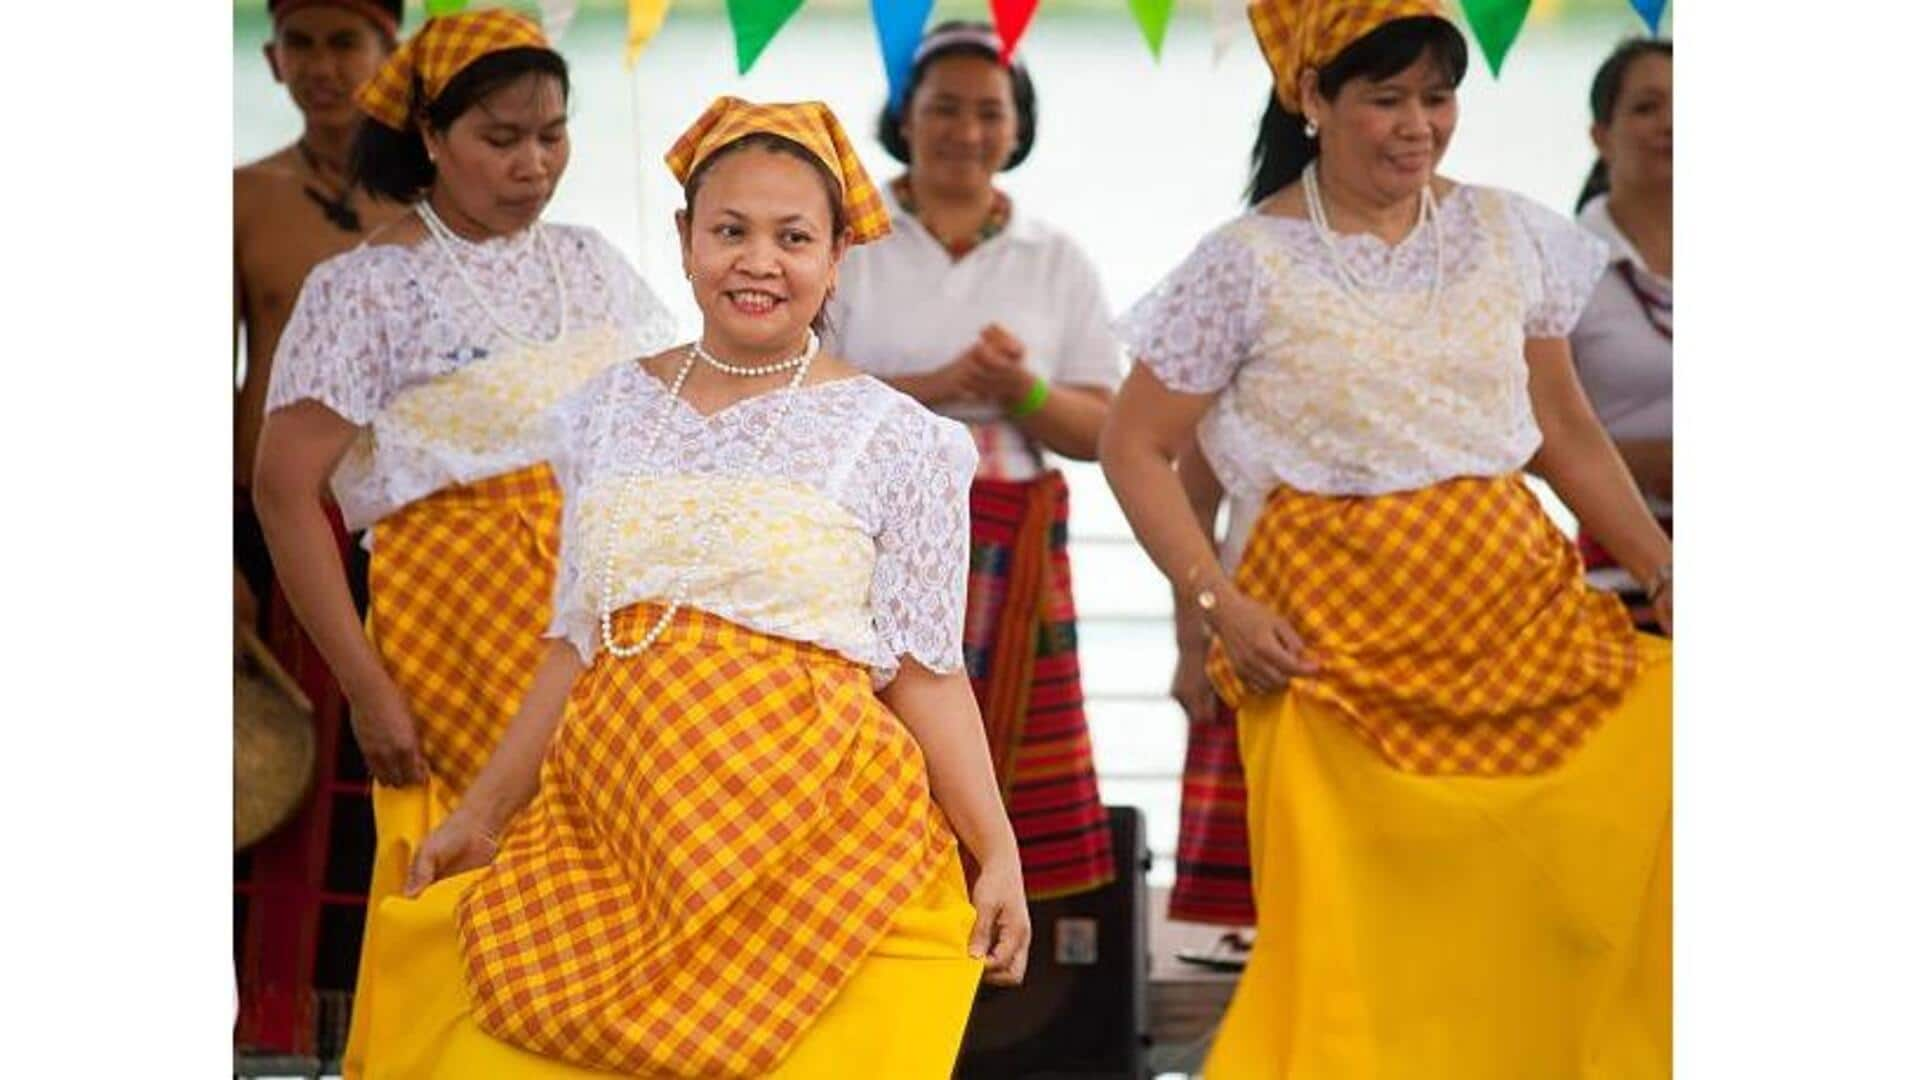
[[265, 253, 393, 424], [867, 408, 978, 680], [540, 367, 623, 662], [578, 228, 678, 357], [1506, 192, 1610, 339], [1118, 225, 1262, 394]]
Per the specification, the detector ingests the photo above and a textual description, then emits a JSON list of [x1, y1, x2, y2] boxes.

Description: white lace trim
[[1124, 186, 1608, 498], [266, 222, 678, 529], [545, 367, 977, 684]]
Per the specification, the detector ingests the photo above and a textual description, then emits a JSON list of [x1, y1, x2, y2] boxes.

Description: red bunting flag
[[989, 0, 1041, 63]]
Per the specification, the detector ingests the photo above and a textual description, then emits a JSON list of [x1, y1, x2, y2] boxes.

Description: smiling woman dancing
[[1100, 2, 1674, 1075], [356, 96, 1031, 1078]]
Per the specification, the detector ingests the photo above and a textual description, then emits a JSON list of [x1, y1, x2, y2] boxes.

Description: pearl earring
[[1305, 118, 1320, 139]]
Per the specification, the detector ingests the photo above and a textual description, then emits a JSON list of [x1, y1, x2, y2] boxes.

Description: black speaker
[[956, 805, 1151, 1079]]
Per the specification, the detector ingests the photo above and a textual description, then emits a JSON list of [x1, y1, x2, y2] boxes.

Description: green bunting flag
[[425, 0, 469, 15], [1128, 0, 1175, 59], [1457, 0, 1530, 77], [726, 0, 806, 74]]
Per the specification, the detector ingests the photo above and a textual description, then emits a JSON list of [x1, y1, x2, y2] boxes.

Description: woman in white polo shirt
[[1570, 38, 1671, 631], [826, 20, 1124, 901]]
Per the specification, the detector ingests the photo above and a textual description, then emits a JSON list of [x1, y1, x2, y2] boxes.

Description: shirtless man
[[234, 4, 408, 1058], [235, 0, 404, 613]]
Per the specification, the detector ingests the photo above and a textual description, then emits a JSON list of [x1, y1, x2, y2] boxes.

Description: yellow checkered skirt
[[367, 463, 563, 793], [1202, 474, 1670, 1077], [368, 605, 977, 1078], [1207, 473, 1641, 776], [343, 463, 562, 1079]]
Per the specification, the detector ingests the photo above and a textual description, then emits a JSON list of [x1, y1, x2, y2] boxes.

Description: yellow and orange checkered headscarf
[[1249, 0, 1449, 113], [356, 7, 550, 131], [665, 96, 891, 246]]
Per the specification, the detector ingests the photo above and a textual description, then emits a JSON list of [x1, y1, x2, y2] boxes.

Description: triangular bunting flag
[[1128, 0, 1175, 59], [425, 0, 468, 15], [989, 0, 1041, 64], [872, 0, 936, 114], [1458, 0, 1531, 77], [1211, 0, 1240, 64], [626, 0, 672, 65], [537, 0, 578, 40], [1628, 0, 1667, 34], [726, 0, 806, 74]]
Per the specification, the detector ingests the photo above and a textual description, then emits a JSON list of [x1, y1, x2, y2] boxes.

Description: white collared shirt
[[824, 187, 1126, 481], [1570, 196, 1672, 447]]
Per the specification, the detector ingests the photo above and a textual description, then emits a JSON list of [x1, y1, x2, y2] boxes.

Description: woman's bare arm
[[1527, 337, 1673, 588], [254, 402, 427, 785]]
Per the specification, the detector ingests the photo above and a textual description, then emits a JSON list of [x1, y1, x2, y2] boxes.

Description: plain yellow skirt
[[341, 778, 457, 1079], [1205, 636, 1672, 1080], [354, 784, 984, 1079]]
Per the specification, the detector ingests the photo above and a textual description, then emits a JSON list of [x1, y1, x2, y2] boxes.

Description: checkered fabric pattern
[[455, 604, 958, 1078], [1207, 473, 1641, 776], [1248, 0, 1447, 112], [356, 7, 549, 131], [665, 96, 892, 245], [366, 463, 561, 796]]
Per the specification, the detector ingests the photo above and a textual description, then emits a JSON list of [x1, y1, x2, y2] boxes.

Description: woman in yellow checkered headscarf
[[344, 96, 1031, 1078], [1100, 3, 1675, 1076], [252, 9, 681, 1077]]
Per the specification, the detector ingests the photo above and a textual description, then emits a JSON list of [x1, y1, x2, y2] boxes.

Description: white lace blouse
[[266, 222, 677, 532], [1122, 185, 1608, 502], [543, 365, 977, 686]]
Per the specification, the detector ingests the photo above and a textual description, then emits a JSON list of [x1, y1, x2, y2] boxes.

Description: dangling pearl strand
[[1303, 161, 1445, 330], [596, 331, 821, 658], [417, 199, 569, 348]]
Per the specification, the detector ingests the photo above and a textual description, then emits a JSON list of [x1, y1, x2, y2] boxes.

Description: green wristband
[[1008, 376, 1051, 419]]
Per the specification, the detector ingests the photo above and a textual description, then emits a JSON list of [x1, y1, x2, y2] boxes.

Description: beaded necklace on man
[[296, 138, 363, 234]]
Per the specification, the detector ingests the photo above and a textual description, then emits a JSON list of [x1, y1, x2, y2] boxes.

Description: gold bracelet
[[1184, 561, 1225, 629]]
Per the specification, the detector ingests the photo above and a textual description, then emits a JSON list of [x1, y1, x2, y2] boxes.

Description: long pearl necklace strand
[[1303, 162, 1445, 330], [417, 199, 570, 348], [596, 331, 821, 658]]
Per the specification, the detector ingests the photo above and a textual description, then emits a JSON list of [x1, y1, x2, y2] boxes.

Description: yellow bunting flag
[[627, 0, 672, 65]]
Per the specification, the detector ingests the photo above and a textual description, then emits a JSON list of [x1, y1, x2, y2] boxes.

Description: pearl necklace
[[1302, 162, 1445, 330], [416, 200, 569, 348], [693, 334, 813, 377], [595, 332, 821, 658]]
